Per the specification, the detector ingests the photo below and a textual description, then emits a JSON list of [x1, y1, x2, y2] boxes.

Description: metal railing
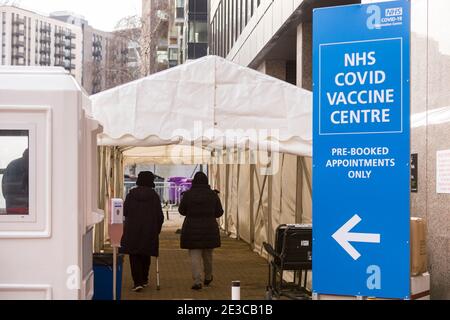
[[13, 29, 25, 36], [13, 17, 25, 25], [13, 52, 25, 59], [40, 36, 51, 43], [40, 25, 51, 33], [124, 181, 190, 206], [13, 40, 25, 47], [40, 57, 50, 65], [66, 32, 76, 39]]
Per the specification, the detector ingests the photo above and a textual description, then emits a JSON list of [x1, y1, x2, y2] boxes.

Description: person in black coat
[[1, 148, 29, 215], [179, 172, 224, 290], [120, 171, 164, 292]]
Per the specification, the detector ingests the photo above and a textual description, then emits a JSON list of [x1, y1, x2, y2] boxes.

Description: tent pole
[[279, 154, 285, 224], [236, 163, 240, 241], [267, 155, 273, 246], [300, 157, 312, 196], [255, 174, 268, 251], [296, 156, 304, 224], [113, 246, 117, 301], [224, 164, 230, 235], [249, 164, 255, 249]]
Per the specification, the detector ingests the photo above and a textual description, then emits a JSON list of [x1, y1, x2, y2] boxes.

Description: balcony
[[13, 40, 25, 47], [93, 49, 102, 58], [40, 44, 51, 52], [63, 62, 75, 71], [40, 57, 50, 65], [55, 61, 65, 67], [55, 30, 64, 37], [40, 25, 51, 33], [65, 31, 76, 39], [93, 40, 102, 48], [65, 42, 76, 49], [63, 51, 76, 60], [40, 36, 51, 43], [13, 52, 25, 59], [13, 17, 25, 25], [13, 29, 25, 36], [54, 50, 64, 57]]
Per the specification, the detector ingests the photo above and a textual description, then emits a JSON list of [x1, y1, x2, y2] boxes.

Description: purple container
[[167, 177, 187, 204]]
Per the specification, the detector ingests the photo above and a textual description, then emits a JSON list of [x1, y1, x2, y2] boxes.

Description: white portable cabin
[[0, 67, 103, 299]]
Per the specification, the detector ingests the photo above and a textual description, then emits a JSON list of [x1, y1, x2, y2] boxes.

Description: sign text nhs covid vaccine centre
[[319, 38, 403, 135]]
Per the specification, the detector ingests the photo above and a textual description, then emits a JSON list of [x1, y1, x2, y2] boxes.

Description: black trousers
[[129, 254, 151, 287]]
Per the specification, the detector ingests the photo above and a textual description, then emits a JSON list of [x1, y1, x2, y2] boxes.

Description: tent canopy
[[121, 145, 212, 165], [89, 55, 313, 160]]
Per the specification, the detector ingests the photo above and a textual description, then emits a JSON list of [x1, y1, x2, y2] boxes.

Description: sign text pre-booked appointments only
[[312, 1, 411, 299]]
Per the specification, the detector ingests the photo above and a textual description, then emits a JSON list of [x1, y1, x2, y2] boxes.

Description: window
[[0, 130, 29, 216], [244, 0, 248, 27], [231, 0, 235, 45], [189, 0, 207, 13], [0, 106, 51, 237], [189, 20, 208, 43], [240, 0, 243, 34], [168, 47, 179, 61]]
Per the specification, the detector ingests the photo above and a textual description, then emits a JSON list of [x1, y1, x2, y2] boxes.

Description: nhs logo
[[385, 7, 403, 17]]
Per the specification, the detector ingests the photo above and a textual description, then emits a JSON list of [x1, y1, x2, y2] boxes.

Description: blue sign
[[312, 1, 411, 299]]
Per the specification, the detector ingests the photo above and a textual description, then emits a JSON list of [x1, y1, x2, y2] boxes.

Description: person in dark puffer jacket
[[179, 172, 224, 290], [120, 171, 164, 292]]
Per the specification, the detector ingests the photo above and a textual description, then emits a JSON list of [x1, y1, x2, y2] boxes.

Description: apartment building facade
[[142, 0, 208, 71], [51, 11, 132, 94], [0, 6, 83, 83]]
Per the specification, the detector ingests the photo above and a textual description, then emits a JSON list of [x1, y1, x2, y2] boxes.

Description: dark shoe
[[131, 285, 144, 292], [191, 284, 202, 290], [204, 276, 213, 286]]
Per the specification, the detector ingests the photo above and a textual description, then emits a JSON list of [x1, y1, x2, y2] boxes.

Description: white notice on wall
[[436, 150, 450, 194]]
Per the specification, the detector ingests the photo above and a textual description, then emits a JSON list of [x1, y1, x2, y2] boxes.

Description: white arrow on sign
[[332, 214, 381, 261]]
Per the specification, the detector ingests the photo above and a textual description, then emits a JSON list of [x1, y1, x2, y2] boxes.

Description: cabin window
[[0, 130, 29, 216], [0, 106, 50, 237]]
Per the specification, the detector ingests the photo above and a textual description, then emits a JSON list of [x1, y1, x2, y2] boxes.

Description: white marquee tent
[[89, 55, 313, 253], [89, 55, 312, 156]]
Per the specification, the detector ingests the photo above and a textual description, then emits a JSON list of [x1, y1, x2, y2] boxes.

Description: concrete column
[[296, 22, 312, 91], [257, 60, 287, 81]]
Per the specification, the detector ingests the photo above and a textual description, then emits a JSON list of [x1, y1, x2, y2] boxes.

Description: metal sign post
[[312, 1, 411, 299], [109, 198, 124, 301], [113, 246, 117, 301]]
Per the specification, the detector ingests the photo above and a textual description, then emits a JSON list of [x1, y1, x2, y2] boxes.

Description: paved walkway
[[122, 212, 268, 300]]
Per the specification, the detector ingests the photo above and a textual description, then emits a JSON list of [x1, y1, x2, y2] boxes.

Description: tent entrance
[[94, 144, 312, 300]]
